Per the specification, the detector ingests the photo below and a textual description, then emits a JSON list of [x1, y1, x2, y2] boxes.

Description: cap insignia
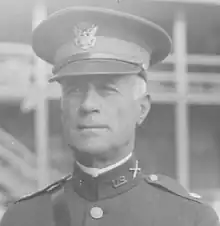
[[74, 23, 98, 50]]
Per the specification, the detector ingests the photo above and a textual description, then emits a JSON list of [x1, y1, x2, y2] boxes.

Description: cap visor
[[50, 59, 141, 82]]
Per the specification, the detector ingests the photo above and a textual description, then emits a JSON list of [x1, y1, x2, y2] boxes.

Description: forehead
[[60, 74, 134, 88]]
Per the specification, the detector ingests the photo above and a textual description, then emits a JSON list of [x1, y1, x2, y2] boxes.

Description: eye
[[98, 85, 120, 95], [64, 86, 82, 96]]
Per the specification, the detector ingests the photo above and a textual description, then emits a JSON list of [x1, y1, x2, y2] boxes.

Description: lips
[[77, 124, 109, 130]]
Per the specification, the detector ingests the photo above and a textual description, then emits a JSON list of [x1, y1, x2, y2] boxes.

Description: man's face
[[61, 74, 149, 154]]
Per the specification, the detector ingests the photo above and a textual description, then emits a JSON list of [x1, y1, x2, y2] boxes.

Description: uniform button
[[149, 174, 158, 182], [90, 206, 103, 219]]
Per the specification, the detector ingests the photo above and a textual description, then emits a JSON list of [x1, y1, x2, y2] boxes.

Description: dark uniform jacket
[[1, 156, 219, 226]]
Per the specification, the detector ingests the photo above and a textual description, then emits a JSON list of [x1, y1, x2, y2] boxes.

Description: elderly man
[[1, 1, 219, 226]]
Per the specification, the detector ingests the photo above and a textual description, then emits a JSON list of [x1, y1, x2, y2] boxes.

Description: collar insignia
[[129, 160, 141, 179], [112, 176, 128, 188]]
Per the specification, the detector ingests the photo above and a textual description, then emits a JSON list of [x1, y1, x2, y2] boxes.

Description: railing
[[0, 127, 65, 201], [151, 0, 220, 5], [0, 166, 35, 198]]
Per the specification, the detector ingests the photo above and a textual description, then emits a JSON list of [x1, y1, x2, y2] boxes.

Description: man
[[1, 1, 219, 226]]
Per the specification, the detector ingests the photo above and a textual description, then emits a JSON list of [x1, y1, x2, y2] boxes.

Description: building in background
[[0, 0, 220, 218]]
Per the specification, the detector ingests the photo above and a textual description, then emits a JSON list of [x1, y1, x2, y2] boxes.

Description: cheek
[[61, 98, 78, 126], [113, 101, 138, 128]]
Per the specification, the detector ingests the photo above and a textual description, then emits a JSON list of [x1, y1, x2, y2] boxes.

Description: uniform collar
[[75, 153, 133, 177], [71, 154, 143, 201]]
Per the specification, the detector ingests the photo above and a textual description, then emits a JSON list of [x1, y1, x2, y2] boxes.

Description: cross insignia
[[129, 161, 141, 178]]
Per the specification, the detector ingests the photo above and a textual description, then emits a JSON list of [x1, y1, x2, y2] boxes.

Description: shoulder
[[143, 174, 220, 224], [0, 175, 72, 226], [15, 174, 72, 204], [144, 173, 203, 204]]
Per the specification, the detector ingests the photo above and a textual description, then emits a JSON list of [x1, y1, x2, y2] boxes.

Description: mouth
[[77, 124, 109, 130]]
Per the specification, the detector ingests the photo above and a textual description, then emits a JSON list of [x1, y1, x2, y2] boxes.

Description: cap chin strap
[[52, 53, 148, 75]]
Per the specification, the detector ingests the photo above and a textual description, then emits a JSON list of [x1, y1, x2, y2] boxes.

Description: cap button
[[149, 174, 158, 182], [90, 206, 104, 219]]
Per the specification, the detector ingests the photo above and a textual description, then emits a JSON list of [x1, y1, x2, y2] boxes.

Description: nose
[[79, 85, 101, 114]]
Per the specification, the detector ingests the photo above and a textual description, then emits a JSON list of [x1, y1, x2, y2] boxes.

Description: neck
[[71, 140, 135, 169]]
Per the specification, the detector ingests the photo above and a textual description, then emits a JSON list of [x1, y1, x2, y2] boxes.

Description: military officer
[[1, 1, 219, 226]]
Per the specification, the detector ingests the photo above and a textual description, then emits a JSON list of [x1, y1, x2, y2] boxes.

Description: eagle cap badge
[[74, 23, 98, 50]]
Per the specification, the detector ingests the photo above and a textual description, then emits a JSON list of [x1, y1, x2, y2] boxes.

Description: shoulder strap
[[15, 174, 72, 204], [144, 174, 204, 204]]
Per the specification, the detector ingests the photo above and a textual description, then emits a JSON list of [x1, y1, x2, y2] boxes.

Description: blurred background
[[0, 0, 220, 220]]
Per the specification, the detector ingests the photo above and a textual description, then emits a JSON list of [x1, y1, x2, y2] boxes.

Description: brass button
[[90, 206, 103, 219]]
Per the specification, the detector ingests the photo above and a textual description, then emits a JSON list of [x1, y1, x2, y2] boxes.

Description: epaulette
[[144, 174, 204, 204], [14, 174, 72, 204]]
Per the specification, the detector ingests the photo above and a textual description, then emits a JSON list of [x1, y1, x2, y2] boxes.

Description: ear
[[137, 94, 151, 125]]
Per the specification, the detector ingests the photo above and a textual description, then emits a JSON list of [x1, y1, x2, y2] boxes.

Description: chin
[[73, 140, 111, 154]]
